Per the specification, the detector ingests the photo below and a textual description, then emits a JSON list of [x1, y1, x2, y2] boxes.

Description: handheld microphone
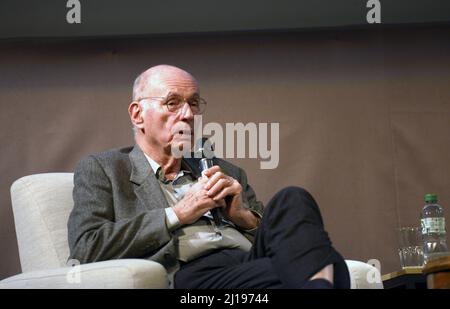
[[197, 141, 223, 228]]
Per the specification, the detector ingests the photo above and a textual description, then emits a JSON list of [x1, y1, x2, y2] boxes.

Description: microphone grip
[[199, 158, 223, 227], [210, 207, 223, 227]]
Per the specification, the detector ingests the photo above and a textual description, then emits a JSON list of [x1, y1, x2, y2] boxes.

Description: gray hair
[[132, 73, 143, 101], [131, 71, 148, 137]]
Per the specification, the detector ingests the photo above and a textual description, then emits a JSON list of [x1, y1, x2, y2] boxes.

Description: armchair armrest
[[346, 260, 383, 289], [0, 259, 168, 289]]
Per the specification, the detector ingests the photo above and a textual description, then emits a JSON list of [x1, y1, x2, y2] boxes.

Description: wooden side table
[[423, 256, 450, 289], [382, 267, 426, 289]]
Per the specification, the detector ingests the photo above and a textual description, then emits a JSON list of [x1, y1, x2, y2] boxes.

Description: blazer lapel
[[182, 156, 202, 178], [129, 145, 169, 210]]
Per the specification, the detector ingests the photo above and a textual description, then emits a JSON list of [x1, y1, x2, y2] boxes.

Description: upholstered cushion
[[0, 259, 168, 289], [11, 173, 74, 272]]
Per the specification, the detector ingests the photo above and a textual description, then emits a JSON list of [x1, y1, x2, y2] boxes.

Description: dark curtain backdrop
[[1, 26, 449, 280]]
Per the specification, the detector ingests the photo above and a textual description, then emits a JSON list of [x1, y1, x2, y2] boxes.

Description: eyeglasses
[[138, 94, 207, 115]]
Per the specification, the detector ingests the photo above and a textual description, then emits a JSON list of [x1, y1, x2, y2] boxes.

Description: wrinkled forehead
[[147, 72, 200, 97]]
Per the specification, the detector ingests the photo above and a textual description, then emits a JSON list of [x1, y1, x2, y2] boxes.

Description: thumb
[[197, 175, 208, 184]]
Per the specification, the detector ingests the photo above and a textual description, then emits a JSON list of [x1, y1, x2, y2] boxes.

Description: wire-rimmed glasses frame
[[137, 94, 207, 115]]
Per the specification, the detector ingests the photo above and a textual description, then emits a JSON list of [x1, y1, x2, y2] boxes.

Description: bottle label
[[421, 217, 446, 234]]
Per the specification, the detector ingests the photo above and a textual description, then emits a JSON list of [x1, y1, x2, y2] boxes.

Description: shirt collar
[[143, 153, 161, 175], [143, 153, 193, 182]]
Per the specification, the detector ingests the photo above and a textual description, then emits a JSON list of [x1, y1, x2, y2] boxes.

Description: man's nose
[[179, 102, 194, 120]]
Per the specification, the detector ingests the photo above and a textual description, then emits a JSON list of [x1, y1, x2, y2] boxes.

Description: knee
[[268, 186, 321, 216], [278, 186, 308, 195], [273, 186, 315, 203]]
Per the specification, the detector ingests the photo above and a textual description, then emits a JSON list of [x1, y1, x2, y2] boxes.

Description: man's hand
[[202, 166, 259, 230], [172, 177, 223, 225]]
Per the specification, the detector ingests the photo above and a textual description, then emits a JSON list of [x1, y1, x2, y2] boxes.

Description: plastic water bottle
[[421, 194, 448, 263]]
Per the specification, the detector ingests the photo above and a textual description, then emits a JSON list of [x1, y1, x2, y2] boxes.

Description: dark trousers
[[174, 186, 350, 289]]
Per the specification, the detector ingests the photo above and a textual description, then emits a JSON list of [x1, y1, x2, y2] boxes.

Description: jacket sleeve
[[236, 167, 265, 242], [239, 167, 264, 218], [67, 155, 171, 264]]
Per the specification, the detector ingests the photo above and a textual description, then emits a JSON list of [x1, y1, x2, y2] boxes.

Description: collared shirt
[[144, 153, 217, 230], [144, 153, 253, 263], [144, 153, 191, 229]]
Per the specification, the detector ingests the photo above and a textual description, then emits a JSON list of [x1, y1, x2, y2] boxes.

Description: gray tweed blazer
[[67, 144, 264, 272]]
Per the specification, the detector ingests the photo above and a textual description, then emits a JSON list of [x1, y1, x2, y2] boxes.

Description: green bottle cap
[[425, 194, 438, 203]]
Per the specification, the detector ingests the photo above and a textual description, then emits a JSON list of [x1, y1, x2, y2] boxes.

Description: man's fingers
[[205, 171, 226, 190], [207, 178, 230, 197], [210, 200, 226, 210], [216, 199, 227, 208], [197, 176, 209, 185], [202, 165, 221, 178], [212, 186, 234, 201]]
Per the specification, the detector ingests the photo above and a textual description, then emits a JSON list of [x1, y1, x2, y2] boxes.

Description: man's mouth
[[174, 129, 193, 140], [178, 130, 192, 136], [171, 123, 194, 140]]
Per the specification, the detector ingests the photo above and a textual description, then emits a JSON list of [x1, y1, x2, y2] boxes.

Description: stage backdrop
[[1, 26, 449, 280]]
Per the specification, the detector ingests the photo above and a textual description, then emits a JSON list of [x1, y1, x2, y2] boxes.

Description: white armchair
[[0, 173, 382, 289]]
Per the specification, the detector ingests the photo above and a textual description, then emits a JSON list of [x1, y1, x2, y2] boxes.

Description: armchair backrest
[[10, 173, 74, 272]]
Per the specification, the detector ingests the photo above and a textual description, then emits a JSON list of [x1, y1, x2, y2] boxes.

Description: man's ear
[[128, 101, 145, 129]]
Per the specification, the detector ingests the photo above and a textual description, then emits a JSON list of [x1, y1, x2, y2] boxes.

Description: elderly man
[[68, 64, 349, 288]]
